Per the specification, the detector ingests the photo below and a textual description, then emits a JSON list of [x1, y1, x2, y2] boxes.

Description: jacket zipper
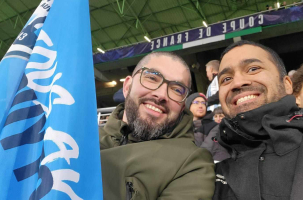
[[126, 182, 134, 200]]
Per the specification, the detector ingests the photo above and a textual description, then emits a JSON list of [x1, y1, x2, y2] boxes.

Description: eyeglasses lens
[[140, 68, 188, 102]]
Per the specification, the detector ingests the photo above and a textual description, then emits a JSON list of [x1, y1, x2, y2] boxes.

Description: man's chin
[[140, 115, 165, 126], [228, 102, 263, 118]]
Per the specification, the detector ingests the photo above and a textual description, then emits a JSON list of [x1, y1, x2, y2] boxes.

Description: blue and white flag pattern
[[0, 0, 103, 199]]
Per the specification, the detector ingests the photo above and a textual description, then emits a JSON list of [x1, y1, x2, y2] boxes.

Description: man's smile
[[234, 94, 259, 106], [144, 103, 164, 113]]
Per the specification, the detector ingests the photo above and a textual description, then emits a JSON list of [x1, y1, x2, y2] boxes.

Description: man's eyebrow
[[218, 58, 263, 80], [240, 58, 263, 66], [218, 67, 233, 80]]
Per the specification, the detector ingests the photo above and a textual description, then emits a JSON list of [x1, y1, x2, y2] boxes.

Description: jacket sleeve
[[158, 148, 215, 200], [200, 125, 219, 152], [201, 126, 230, 162]]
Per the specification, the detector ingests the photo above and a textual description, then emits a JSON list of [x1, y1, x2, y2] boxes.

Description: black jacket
[[213, 95, 303, 200], [194, 112, 230, 162], [194, 112, 217, 147]]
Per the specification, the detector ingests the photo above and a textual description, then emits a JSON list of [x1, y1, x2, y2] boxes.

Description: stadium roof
[[0, 0, 281, 60]]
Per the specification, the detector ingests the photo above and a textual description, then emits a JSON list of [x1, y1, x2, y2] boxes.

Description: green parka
[[99, 104, 215, 200]]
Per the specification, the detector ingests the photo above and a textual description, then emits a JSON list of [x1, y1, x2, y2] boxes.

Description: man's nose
[[230, 73, 252, 92], [150, 83, 169, 102]]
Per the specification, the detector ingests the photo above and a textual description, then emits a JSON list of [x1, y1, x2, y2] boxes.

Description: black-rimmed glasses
[[133, 67, 191, 102]]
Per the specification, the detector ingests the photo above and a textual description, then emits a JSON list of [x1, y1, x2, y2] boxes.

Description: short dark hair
[[213, 107, 223, 115], [292, 65, 303, 96], [133, 51, 192, 88], [220, 40, 287, 79]]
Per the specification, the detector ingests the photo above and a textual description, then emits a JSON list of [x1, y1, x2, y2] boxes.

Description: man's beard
[[125, 95, 178, 141], [224, 82, 287, 119]]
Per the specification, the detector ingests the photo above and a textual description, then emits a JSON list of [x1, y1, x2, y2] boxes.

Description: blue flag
[[0, 0, 103, 199]]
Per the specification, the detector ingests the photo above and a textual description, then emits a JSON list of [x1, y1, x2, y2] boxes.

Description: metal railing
[[97, 107, 116, 127]]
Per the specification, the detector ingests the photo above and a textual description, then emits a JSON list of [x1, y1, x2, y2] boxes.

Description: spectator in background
[[185, 92, 207, 122], [186, 93, 230, 162], [205, 60, 221, 111], [283, 1, 287, 7], [213, 40, 303, 200], [292, 65, 303, 108], [288, 69, 297, 79], [185, 92, 213, 145], [99, 51, 215, 200], [99, 116, 105, 124], [213, 107, 225, 124]]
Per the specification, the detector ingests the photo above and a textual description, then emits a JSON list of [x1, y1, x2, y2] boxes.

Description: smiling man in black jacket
[[213, 40, 303, 200]]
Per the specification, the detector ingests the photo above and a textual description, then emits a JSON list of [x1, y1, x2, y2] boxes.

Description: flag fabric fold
[[0, 0, 103, 199]]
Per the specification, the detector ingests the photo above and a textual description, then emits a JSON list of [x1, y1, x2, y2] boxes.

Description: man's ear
[[123, 76, 132, 98], [283, 76, 293, 95]]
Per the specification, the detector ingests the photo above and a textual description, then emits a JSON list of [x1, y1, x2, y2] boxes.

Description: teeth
[[236, 95, 257, 105], [145, 104, 163, 113]]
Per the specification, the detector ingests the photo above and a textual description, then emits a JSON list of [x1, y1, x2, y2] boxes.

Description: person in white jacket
[[205, 60, 221, 111]]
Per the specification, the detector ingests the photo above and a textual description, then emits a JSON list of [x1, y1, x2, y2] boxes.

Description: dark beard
[[125, 95, 177, 141]]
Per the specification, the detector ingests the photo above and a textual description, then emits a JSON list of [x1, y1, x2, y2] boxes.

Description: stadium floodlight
[[120, 78, 125, 82], [144, 36, 151, 42], [97, 47, 105, 54], [203, 20, 208, 27]]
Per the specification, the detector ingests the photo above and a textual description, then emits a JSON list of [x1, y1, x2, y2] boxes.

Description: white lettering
[[199, 29, 203, 38], [163, 37, 168, 47], [206, 27, 211, 37], [249, 17, 254, 27], [240, 18, 245, 29], [27, 63, 57, 92], [51, 169, 82, 200], [156, 39, 161, 48], [17, 32, 28, 40], [150, 41, 154, 50], [230, 21, 236, 31], [27, 47, 56, 70], [26, 30, 56, 70], [185, 32, 189, 42], [170, 36, 175, 45], [177, 34, 182, 43], [222, 23, 227, 33], [41, 127, 79, 165], [258, 14, 264, 24]]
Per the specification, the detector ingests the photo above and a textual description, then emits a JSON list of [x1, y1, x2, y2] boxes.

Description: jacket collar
[[218, 95, 303, 157], [103, 103, 139, 144]]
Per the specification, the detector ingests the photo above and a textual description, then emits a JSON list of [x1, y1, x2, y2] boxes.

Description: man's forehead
[[145, 55, 190, 83], [194, 97, 205, 101], [219, 45, 271, 71]]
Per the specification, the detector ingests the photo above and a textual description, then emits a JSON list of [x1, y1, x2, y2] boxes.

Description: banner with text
[[94, 4, 303, 64]]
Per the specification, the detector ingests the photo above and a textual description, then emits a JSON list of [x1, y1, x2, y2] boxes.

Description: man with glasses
[[99, 51, 215, 200]]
